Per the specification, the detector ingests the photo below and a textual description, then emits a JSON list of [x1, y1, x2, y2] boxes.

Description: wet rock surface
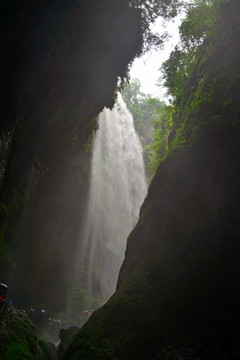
[[0, 305, 56, 359]]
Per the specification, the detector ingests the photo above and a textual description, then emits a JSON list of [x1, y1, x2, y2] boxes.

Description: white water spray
[[80, 94, 147, 303]]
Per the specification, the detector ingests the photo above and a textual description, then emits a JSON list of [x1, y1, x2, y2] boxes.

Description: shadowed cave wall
[[0, 0, 142, 312]]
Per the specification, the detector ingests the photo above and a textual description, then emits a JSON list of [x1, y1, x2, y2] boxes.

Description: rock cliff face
[[2, 0, 240, 358], [63, 1, 240, 358], [0, 0, 141, 312], [63, 124, 240, 360]]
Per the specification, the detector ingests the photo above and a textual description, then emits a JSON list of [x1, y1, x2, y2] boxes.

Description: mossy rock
[[0, 306, 52, 359]]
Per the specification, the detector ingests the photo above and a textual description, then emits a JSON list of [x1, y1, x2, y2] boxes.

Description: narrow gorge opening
[[68, 94, 147, 323]]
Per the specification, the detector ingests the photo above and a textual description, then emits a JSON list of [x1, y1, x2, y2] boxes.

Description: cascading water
[[79, 93, 147, 305]]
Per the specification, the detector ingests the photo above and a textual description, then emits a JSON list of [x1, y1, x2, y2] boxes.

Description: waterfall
[[80, 94, 147, 304]]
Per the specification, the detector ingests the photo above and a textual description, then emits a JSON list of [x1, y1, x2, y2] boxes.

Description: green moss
[[0, 342, 35, 360], [38, 339, 51, 360], [66, 328, 114, 360], [0, 307, 41, 359]]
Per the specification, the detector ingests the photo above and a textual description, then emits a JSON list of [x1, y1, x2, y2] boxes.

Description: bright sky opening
[[130, 3, 191, 101]]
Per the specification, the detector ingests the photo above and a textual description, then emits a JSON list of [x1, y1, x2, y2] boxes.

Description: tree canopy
[[121, 79, 172, 177], [130, 0, 240, 177], [129, 0, 182, 52], [159, 0, 240, 151]]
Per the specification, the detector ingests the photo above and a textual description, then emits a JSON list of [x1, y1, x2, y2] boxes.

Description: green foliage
[[67, 284, 103, 320], [0, 307, 41, 359], [180, 1, 217, 50], [38, 339, 51, 360], [129, 0, 181, 52], [161, 0, 218, 99], [67, 328, 114, 360], [122, 79, 165, 141], [150, 104, 172, 173], [67, 285, 88, 316], [137, 0, 240, 177], [122, 79, 167, 178], [121, 79, 175, 177], [0, 343, 35, 360], [160, 0, 240, 154]]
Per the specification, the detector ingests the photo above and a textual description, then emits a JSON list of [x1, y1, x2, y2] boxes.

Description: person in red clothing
[[0, 283, 8, 311]]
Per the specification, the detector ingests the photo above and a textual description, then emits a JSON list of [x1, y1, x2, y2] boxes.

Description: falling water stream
[[79, 93, 147, 305]]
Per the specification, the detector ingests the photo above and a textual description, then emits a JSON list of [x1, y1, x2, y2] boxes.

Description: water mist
[[79, 94, 147, 307]]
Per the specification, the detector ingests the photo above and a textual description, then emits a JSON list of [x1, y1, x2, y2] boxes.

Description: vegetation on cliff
[[121, 80, 173, 178], [1, 0, 240, 358], [161, 0, 240, 151], [122, 79, 169, 178], [63, 0, 240, 359]]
